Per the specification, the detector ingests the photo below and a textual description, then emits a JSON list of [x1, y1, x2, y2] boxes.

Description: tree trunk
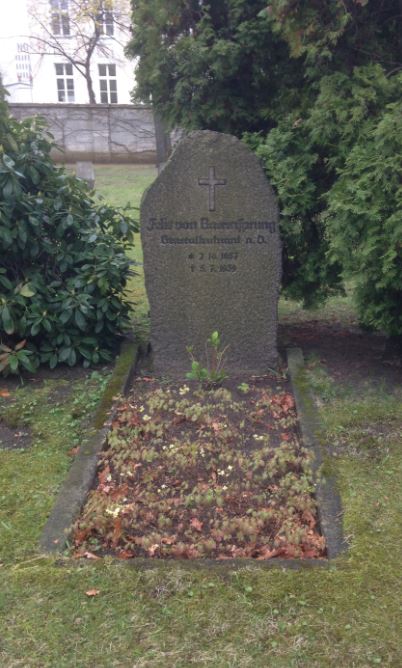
[[86, 67, 96, 104]]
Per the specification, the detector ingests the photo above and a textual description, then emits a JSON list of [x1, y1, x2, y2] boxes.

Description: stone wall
[[9, 103, 157, 164]]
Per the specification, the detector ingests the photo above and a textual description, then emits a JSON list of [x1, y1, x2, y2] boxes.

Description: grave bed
[[41, 345, 345, 566]]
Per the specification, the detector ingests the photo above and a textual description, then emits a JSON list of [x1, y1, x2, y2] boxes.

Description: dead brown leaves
[[72, 376, 326, 561]]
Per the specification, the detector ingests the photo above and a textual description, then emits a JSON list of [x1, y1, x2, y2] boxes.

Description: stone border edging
[[39, 339, 142, 553], [116, 347, 346, 570], [287, 347, 347, 559], [41, 345, 346, 567]]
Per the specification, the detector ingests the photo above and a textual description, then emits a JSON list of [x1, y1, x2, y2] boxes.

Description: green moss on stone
[[92, 340, 140, 431]]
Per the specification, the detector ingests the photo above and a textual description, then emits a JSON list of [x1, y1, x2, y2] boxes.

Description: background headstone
[[141, 130, 281, 374], [76, 161, 95, 189]]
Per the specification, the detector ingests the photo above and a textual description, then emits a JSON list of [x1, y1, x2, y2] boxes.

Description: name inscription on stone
[[146, 216, 277, 273]]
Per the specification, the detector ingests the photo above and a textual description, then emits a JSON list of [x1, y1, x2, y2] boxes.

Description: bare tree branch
[[23, 0, 131, 103]]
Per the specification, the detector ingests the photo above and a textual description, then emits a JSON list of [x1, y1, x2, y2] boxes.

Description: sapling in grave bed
[[186, 331, 228, 387]]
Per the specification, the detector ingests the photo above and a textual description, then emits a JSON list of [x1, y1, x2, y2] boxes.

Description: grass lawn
[[0, 166, 401, 667], [93, 164, 157, 210], [94, 164, 157, 340]]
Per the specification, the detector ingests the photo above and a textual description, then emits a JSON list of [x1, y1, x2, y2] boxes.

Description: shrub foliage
[[0, 93, 137, 375], [127, 0, 305, 136], [128, 0, 402, 337]]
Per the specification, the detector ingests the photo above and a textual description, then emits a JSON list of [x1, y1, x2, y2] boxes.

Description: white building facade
[[0, 0, 135, 105]]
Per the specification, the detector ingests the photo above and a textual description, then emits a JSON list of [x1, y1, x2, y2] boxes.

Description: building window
[[98, 64, 118, 103], [55, 63, 75, 102], [16, 53, 32, 83], [50, 0, 70, 36], [97, 2, 114, 36]]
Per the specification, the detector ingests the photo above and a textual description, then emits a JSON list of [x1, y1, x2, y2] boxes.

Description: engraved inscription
[[187, 251, 238, 273], [158, 220, 275, 247], [146, 216, 277, 276], [150, 216, 277, 256], [198, 167, 227, 212], [148, 216, 277, 234]]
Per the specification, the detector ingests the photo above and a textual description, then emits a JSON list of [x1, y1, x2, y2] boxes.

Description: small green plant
[[237, 382, 250, 394], [186, 331, 228, 387]]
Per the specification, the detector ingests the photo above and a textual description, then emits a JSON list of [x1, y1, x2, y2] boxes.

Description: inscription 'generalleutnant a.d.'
[[147, 216, 277, 246], [146, 217, 278, 274]]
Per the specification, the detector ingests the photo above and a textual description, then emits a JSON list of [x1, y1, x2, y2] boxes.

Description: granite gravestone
[[76, 161, 95, 189], [141, 131, 281, 374]]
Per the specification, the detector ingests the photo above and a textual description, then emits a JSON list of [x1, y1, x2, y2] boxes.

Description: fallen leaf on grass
[[67, 447, 80, 457], [0, 390, 10, 398], [85, 589, 100, 597]]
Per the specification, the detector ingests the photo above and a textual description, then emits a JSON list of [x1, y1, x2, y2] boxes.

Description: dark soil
[[0, 364, 111, 451], [0, 420, 32, 450], [280, 321, 402, 390], [0, 364, 90, 393], [73, 367, 325, 561]]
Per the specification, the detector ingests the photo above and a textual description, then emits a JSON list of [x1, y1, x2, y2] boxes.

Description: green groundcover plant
[[0, 90, 137, 375]]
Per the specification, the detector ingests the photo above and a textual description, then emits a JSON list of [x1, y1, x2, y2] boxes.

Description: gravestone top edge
[[141, 130, 272, 209]]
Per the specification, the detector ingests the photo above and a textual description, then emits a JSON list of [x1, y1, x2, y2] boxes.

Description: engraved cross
[[198, 166, 227, 212]]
